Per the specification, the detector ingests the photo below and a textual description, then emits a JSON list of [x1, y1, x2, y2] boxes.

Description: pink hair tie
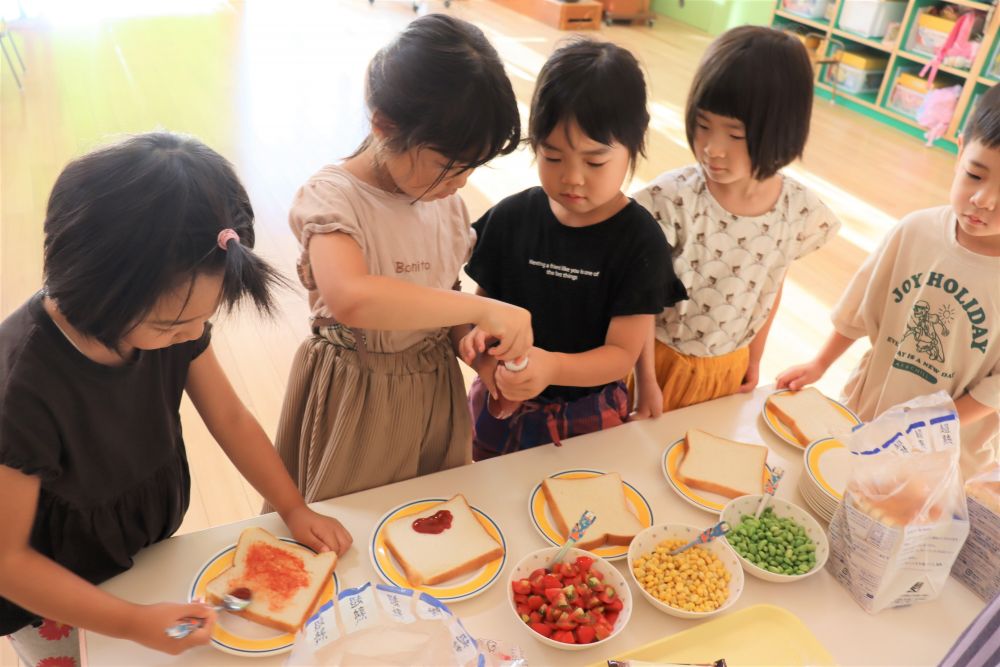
[[217, 228, 240, 250]]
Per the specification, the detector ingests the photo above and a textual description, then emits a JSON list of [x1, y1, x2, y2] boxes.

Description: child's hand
[[775, 359, 826, 391], [632, 374, 664, 420], [129, 601, 216, 654], [478, 302, 532, 361], [282, 505, 353, 556], [495, 347, 555, 401], [458, 327, 494, 366], [739, 360, 760, 393], [473, 352, 501, 400]]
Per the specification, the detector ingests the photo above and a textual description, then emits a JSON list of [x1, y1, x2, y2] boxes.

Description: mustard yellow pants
[[627, 341, 749, 412]]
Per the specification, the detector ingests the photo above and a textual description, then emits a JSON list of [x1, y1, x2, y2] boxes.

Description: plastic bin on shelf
[[838, 0, 906, 39], [909, 12, 957, 57], [886, 72, 948, 118], [782, 0, 829, 20], [826, 52, 888, 94]]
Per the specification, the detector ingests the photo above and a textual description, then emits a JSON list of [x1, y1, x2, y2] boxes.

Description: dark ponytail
[[43, 131, 286, 348]]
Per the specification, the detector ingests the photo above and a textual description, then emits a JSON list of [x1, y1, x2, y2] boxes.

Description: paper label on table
[[338, 582, 379, 634], [289, 581, 484, 666], [447, 618, 479, 665], [416, 592, 452, 621], [303, 602, 341, 650], [376, 584, 418, 624]]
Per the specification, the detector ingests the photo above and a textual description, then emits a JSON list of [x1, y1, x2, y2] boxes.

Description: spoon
[[165, 587, 252, 639], [754, 463, 786, 519], [669, 520, 731, 555], [548, 509, 596, 569]]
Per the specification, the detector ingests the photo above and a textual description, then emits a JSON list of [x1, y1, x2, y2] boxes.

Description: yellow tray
[[592, 604, 836, 667]]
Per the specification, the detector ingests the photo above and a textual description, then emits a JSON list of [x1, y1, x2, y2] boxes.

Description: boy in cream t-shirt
[[778, 84, 1000, 477]]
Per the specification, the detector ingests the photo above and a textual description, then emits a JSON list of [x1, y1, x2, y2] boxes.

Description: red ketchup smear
[[242, 543, 309, 611], [412, 510, 453, 534]]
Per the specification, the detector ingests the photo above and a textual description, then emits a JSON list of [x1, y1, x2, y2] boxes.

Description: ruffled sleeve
[[288, 176, 364, 291], [0, 380, 62, 482]]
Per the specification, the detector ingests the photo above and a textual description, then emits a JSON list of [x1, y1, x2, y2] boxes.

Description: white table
[[83, 385, 985, 666]]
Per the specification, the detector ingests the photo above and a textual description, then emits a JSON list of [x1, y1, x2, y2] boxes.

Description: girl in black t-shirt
[[0, 133, 351, 664], [461, 40, 686, 458]]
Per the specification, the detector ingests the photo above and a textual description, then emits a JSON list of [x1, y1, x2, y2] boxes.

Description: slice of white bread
[[205, 527, 337, 634], [768, 388, 857, 446], [541, 473, 645, 551], [678, 429, 767, 499], [383, 495, 504, 586]]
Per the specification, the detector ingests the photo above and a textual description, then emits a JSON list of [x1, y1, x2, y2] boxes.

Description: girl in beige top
[[273, 15, 530, 502]]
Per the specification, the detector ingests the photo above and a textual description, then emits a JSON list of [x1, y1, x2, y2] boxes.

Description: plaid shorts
[[469, 377, 629, 460]]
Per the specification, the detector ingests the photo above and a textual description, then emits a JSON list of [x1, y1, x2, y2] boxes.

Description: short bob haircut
[[354, 14, 520, 193], [529, 39, 649, 170], [963, 82, 1000, 148], [686, 26, 814, 180], [43, 132, 284, 349]]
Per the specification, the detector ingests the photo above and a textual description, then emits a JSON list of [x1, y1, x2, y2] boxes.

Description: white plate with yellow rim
[[661, 437, 776, 514], [369, 498, 506, 603], [804, 437, 852, 504], [762, 389, 862, 448], [188, 538, 339, 657], [528, 469, 654, 561]]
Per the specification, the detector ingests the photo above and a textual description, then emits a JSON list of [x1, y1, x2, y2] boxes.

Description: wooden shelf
[[944, 0, 995, 10], [773, 0, 1000, 152], [815, 81, 884, 114], [895, 50, 970, 79], [829, 28, 894, 54], [775, 9, 829, 32]]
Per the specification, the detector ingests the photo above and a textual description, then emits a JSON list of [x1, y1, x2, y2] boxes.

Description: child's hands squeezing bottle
[[473, 301, 533, 362], [495, 347, 556, 403], [460, 329, 531, 419]]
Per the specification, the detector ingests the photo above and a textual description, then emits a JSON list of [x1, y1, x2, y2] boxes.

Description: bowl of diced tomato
[[507, 547, 632, 650]]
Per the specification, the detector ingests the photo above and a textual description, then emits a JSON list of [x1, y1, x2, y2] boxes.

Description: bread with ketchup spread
[[205, 527, 337, 633]]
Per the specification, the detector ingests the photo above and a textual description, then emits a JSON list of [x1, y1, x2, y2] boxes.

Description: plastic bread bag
[[952, 463, 1000, 600], [286, 582, 488, 666], [827, 391, 970, 613]]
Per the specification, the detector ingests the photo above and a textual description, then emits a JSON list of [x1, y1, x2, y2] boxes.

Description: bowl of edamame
[[720, 495, 829, 582]]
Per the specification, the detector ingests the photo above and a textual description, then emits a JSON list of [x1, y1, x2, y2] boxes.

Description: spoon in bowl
[[753, 464, 786, 519]]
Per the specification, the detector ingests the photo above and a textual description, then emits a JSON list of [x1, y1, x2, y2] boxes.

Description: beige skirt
[[271, 326, 472, 505]]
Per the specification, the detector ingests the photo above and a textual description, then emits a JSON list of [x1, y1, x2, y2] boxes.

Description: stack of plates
[[798, 438, 851, 523]]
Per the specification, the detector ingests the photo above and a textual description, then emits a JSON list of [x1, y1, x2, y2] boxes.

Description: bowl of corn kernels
[[626, 523, 744, 619]]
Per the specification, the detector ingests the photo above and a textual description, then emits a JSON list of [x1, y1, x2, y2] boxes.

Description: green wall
[[651, 0, 775, 35]]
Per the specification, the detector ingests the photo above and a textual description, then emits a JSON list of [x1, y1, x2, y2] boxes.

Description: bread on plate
[[678, 429, 767, 499], [541, 472, 644, 550], [205, 526, 337, 634]]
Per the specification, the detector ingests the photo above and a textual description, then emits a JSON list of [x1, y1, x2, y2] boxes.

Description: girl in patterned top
[[630, 26, 841, 417]]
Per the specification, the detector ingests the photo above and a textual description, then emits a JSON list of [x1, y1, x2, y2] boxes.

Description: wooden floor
[[0, 2, 957, 663]]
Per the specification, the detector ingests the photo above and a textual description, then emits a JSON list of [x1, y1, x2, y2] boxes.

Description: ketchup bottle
[[488, 356, 528, 419]]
